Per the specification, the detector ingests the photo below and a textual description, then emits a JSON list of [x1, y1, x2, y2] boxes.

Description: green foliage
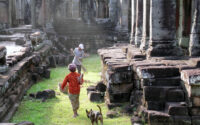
[[11, 55, 131, 125]]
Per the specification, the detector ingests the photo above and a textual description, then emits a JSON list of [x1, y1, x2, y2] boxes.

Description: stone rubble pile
[[98, 44, 133, 109], [87, 81, 106, 102], [98, 44, 200, 125]]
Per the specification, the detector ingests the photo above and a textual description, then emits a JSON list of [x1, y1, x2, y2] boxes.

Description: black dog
[[86, 105, 103, 125]]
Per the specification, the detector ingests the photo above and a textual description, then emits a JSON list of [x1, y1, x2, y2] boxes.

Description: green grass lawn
[[11, 55, 131, 125]]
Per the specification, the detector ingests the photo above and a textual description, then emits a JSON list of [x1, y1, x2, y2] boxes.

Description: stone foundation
[[98, 44, 200, 124]]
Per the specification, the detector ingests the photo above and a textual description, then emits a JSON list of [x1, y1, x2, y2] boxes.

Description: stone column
[[147, 0, 182, 57], [130, 0, 136, 44], [8, 0, 13, 27], [109, 0, 118, 24], [140, 0, 150, 52], [189, 0, 200, 56], [134, 0, 143, 47], [31, 0, 36, 28], [72, 0, 80, 18], [120, 0, 129, 30]]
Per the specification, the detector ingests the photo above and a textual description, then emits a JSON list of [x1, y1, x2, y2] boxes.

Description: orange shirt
[[61, 72, 83, 94]]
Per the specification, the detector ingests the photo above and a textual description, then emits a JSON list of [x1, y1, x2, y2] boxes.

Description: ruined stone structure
[[1, 0, 200, 124], [98, 0, 200, 124]]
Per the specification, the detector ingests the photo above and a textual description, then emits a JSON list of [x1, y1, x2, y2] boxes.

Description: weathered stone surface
[[109, 93, 131, 103], [166, 89, 185, 102], [190, 97, 200, 107], [192, 116, 200, 125], [181, 69, 200, 85], [0, 46, 6, 65], [167, 103, 188, 116], [86, 85, 96, 94], [147, 0, 182, 57], [148, 110, 173, 124], [130, 90, 143, 105], [146, 101, 165, 111], [141, 77, 181, 86], [88, 91, 104, 102], [48, 56, 56, 68], [95, 81, 106, 92], [189, 107, 200, 116], [43, 69, 50, 79], [144, 86, 181, 101], [106, 70, 133, 84], [172, 116, 191, 125], [189, 0, 200, 56], [137, 66, 180, 79], [15, 38, 26, 45], [108, 83, 133, 94]]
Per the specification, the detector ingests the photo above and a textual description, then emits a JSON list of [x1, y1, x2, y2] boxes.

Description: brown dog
[[86, 105, 103, 125]]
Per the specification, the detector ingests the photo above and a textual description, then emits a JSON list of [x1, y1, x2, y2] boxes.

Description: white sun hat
[[79, 44, 84, 49]]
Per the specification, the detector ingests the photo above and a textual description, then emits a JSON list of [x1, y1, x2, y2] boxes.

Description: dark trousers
[[76, 65, 81, 74]]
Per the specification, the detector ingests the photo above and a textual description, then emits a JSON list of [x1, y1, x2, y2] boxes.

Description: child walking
[[61, 64, 84, 118]]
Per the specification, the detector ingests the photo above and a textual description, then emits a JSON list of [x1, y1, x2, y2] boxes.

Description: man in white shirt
[[72, 44, 85, 73]]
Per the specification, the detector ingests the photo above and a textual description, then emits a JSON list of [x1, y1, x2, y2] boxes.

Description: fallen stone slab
[[88, 91, 104, 102], [86, 85, 96, 94], [95, 81, 106, 92], [29, 89, 55, 101], [147, 110, 173, 124]]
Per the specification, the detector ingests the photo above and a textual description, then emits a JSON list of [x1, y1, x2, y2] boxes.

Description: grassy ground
[[11, 55, 131, 125]]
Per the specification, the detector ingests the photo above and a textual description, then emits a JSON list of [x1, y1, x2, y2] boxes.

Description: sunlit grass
[[11, 55, 131, 125]]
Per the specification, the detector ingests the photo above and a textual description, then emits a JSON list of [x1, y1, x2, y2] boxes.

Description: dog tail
[[97, 105, 102, 114]]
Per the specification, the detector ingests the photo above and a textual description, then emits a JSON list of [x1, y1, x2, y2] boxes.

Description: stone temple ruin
[[0, 0, 200, 125]]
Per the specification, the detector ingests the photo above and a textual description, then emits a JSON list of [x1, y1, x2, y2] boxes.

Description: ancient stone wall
[[0, 25, 55, 122]]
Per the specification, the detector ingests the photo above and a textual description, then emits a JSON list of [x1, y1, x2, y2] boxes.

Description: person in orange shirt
[[61, 64, 83, 118]]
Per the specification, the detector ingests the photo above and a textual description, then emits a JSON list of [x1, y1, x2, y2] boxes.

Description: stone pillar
[[120, 0, 129, 30], [134, 0, 143, 47], [109, 0, 118, 24], [147, 0, 182, 57], [8, 0, 13, 27], [31, 0, 36, 28], [72, 0, 80, 18], [189, 0, 200, 56], [140, 0, 150, 52], [130, 0, 136, 44]]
